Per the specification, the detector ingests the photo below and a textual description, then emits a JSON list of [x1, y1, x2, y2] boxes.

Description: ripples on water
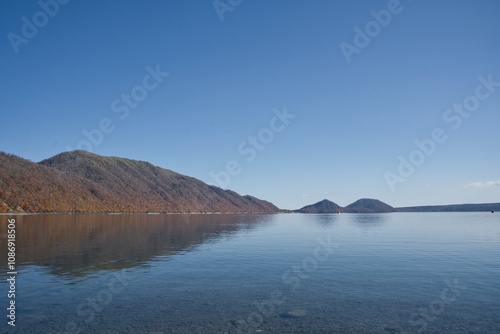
[[0, 212, 499, 333]]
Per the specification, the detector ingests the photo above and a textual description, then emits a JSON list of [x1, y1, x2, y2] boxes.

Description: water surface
[[0, 212, 499, 333]]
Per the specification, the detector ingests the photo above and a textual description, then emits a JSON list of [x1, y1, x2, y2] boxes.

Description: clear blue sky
[[1, 0, 499, 209]]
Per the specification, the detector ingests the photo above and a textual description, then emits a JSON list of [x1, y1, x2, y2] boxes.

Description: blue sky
[[1, 0, 499, 209]]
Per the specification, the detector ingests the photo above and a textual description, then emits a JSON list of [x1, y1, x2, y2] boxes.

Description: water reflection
[[0, 213, 498, 333], [0, 214, 272, 279], [307, 213, 340, 227], [348, 213, 386, 231]]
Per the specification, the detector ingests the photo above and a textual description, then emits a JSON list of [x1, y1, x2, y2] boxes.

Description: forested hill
[[344, 198, 396, 213], [295, 199, 343, 213], [0, 150, 280, 213]]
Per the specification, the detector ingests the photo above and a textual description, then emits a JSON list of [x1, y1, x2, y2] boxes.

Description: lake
[[0, 212, 499, 333]]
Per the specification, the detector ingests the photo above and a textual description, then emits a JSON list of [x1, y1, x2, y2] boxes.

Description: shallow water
[[0, 212, 499, 333]]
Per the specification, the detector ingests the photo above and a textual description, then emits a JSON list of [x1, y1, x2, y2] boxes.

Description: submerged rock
[[285, 309, 307, 318]]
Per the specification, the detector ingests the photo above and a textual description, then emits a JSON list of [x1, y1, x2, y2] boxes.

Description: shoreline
[[0, 210, 495, 216]]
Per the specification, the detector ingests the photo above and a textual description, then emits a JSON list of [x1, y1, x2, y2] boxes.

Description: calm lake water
[[0, 213, 499, 333]]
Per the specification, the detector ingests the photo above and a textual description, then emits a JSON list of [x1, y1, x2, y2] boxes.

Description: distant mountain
[[345, 198, 396, 213], [295, 198, 395, 213], [294, 199, 500, 214], [397, 203, 500, 212], [295, 199, 343, 213], [0, 150, 280, 213]]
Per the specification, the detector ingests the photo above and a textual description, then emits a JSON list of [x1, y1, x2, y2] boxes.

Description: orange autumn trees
[[0, 151, 280, 213]]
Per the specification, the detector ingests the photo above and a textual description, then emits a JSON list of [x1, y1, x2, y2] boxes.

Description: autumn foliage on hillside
[[0, 151, 280, 213]]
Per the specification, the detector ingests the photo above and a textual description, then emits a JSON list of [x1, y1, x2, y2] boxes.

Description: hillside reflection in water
[[0, 214, 271, 279]]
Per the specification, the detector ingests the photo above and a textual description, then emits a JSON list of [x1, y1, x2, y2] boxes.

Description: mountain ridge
[[1, 151, 498, 214], [0, 150, 279, 213], [295, 199, 499, 213], [294, 199, 343, 213], [397, 203, 500, 212], [344, 198, 396, 213], [294, 198, 395, 213]]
